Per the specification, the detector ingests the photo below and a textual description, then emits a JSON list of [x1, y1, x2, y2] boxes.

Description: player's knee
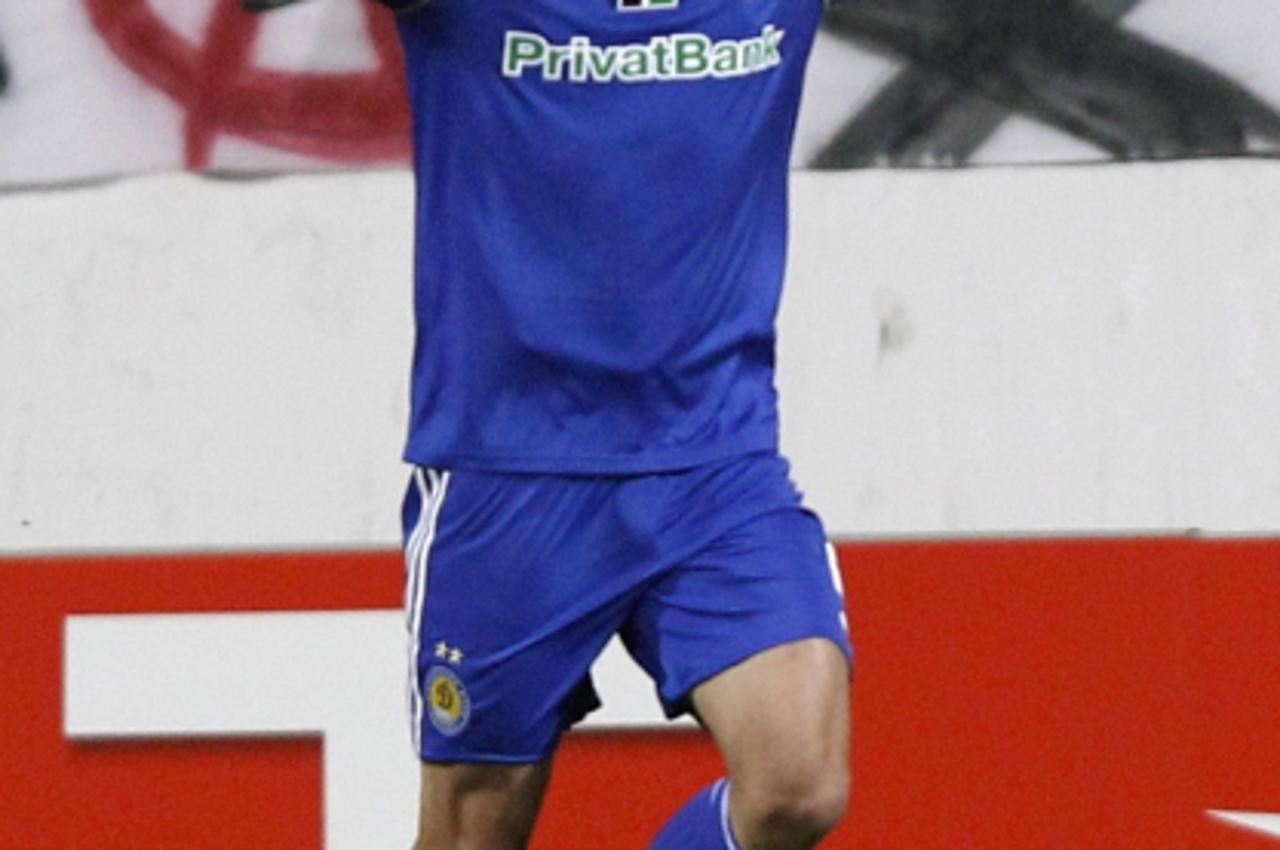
[[736, 761, 850, 843]]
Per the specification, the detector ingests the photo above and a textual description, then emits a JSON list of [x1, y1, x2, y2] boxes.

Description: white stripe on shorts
[[403, 469, 431, 626], [717, 779, 743, 850], [825, 541, 850, 633], [405, 468, 451, 754]]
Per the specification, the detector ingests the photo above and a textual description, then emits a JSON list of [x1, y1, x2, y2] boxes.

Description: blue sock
[[648, 778, 743, 850]]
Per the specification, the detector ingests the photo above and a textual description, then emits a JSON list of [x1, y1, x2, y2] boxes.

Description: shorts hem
[[659, 627, 855, 719]]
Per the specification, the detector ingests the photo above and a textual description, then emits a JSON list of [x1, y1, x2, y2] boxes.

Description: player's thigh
[[415, 759, 552, 849], [621, 457, 853, 722], [692, 637, 850, 803], [623, 462, 855, 816]]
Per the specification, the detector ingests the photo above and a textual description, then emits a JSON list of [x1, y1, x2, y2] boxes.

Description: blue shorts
[[401, 452, 852, 763]]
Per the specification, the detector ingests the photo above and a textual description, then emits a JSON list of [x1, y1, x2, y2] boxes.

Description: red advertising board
[[2, 538, 1278, 848]]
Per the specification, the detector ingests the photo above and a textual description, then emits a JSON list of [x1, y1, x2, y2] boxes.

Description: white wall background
[[3, 160, 1279, 552]]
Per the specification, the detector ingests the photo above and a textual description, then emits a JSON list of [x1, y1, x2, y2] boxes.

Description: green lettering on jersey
[[501, 26, 785, 84]]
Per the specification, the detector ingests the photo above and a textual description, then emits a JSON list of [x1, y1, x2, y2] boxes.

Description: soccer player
[[377, 0, 853, 846]]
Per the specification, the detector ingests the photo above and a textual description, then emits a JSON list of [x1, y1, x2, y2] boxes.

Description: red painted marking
[[82, 0, 410, 169], [536, 730, 725, 850], [2, 540, 1279, 848]]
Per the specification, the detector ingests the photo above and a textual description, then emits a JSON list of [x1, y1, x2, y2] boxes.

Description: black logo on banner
[[813, 0, 1280, 168]]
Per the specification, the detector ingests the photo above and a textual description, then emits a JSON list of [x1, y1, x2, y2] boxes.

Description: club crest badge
[[426, 666, 471, 736]]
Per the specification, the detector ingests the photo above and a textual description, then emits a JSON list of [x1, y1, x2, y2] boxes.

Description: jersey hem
[[403, 429, 779, 475]]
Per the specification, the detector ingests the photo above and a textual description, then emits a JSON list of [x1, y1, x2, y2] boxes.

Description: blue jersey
[[384, 0, 824, 473]]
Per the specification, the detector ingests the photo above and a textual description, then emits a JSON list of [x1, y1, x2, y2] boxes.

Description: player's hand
[[240, 0, 307, 12], [240, 0, 431, 13]]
